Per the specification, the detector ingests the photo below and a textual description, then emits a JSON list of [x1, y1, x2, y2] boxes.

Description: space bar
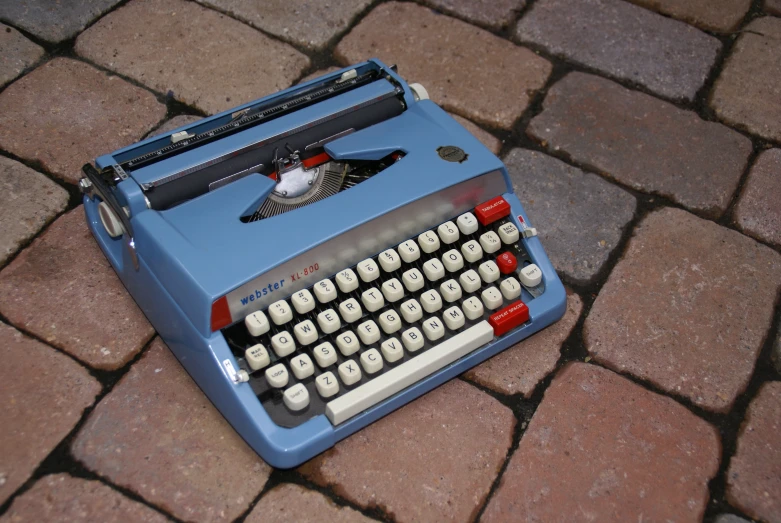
[[325, 321, 495, 425]]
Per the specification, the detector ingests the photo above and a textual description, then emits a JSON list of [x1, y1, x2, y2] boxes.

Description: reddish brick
[[0, 23, 44, 87], [528, 73, 752, 218], [144, 115, 202, 140], [734, 149, 781, 248], [300, 379, 514, 522], [71, 338, 271, 522], [0, 323, 101, 505], [584, 208, 781, 413], [420, 0, 526, 30], [298, 67, 341, 85], [767, 0, 781, 16], [626, 0, 751, 33], [336, 2, 551, 130], [727, 382, 781, 522], [465, 290, 582, 396], [451, 114, 502, 154], [483, 363, 721, 522], [0, 207, 155, 370], [75, 0, 310, 116], [0, 0, 123, 43], [246, 484, 373, 523], [0, 474, 167, 522]]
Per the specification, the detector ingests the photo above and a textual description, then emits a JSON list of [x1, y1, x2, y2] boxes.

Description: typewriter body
[[80, 59, 566, 468]]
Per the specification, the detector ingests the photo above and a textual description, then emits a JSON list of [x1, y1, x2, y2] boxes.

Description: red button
[[488, 300, 529, 336], [474, 196, 510, 226], [496, 252, 517, 274]]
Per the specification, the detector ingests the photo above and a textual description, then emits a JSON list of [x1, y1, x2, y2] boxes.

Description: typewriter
[[80, 59, 566, 468]]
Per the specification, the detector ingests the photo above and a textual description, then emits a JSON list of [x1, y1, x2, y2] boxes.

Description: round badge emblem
[[437, 146, 468, 163]]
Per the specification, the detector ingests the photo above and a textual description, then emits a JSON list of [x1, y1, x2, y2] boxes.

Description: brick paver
[[336, 2, 551, 130], [710, 17, 781, 143], [774, 316, 781, 374], [0, 23, 43, 87], [584, 208, 781, 413], [734, 149, 781, 248], [0, 58, 165, 185], [767, 0, 781, 16], [0, 474, 167, 522], [483, 363, 721, 522], [465, 290, 582, 396], [451, 114, 501, 154], [0, 207, 155, 370], [298, 67, 341, 84], [145, 115, 202, 140], [0, 322, 101, 505], [0, 0, 122, 43], [421, 0, 526, 30], [71, 338, 271, 523], [245, 484, 373, 523], [505, 148, 636, 282], [528, 73, 752, 218], [516, 0, 721, 102], [626, 0, 751, 33], [726, 382, 781, 522], [300, 379, 514, 522], [0, 157, 68, 266]]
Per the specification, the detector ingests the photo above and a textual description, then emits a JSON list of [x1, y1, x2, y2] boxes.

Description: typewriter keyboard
[[222, 197, 541, 428]]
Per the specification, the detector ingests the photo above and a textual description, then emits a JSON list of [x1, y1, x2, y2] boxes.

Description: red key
[[488, 300, 529, 336], [474, 196, 510, 226], [496, 252, 517, 274]]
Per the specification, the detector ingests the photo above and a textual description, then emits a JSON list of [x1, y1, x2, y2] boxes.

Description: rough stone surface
[[727, 382, 781, 522], [584, 208, 781, 413], [144, 114, 203, 140], [0, 23, 44, 87], [0, 58, 165, 184], [626, 0, 751, 32], [734, 149, 781, 248], [528, 73, 752, 218], [300, 379, 514, 522], [0, 474, 167, 522], [71, 338, 271, 523], [505, 148, 636, 282], [483, 363, 721, 522], [246, 484, 373, 523], [516, 0, 721, 101], [0, 156, 68, 265], [196, 0, 371, 50], [76, 0, 310, 116], [0, 0, 123, 43], [767, 0, 781, 16], [774, 316, 781, 374], [710, 17, 781, 144], [0, 207, 155, 370], [298, 67, 341, 84], [336, 2, 552, 130], [451, 114, 502, 154], [420, 0, 526, 30], [0, 322, 101, 505], [465, 290, 582, 396]]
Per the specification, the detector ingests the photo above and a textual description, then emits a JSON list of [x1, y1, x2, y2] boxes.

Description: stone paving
[[0, 1, 779, 522]]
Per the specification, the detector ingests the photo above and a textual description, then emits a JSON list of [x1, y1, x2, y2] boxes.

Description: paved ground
[[0, 0, 779, 521]]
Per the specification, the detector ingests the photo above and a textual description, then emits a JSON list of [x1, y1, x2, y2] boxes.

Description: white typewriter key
[[268, 300, 293, 325], [313, 342, 337, 368], [479, 231, 502, 254], [314, 279, 337, 303], [499, 222, 520, 244], [293, 320, 318, 346], [317, 309, 341, 334], [402, 327, 425, 352], [265, 363, 289, 388], [500, 277, 522, 300], [336, 331, 360, 356], [422, 317, 445, 341], [440, 279, 463, 303], [357, 319, 381, 345], [381, 337, 404, 363], [400, 298, 423, 323], [316, 371, 340, 398], [339, 298, 363, 323], [336, 268, 359, 293], [420, 289, 443, 313], [338, 359, 362, 386], [381, 278, 405, 303], [360, 349, 384, 375], [478, 260, 500, 283], [379, 249, 402, 272], [245, 311, 270, 337], [461, 240, 483, 263], [402, 268, 425, 292], [418, 230, 440, 253], [398, 239, 420, 263], [443, 306, 465, 330], [459, 269, 482, 293], [283, 383, 309, 411], [519, 263, 543, 287], [457, 212, 479, 235], [437, 221, 460, 244], [462, 296, 484, 320], [357, 258, 380, 283], [361, 288, 385, 312], [271, 331, 296, 357], [290, 353, 315, 380], [291, 289, 315, 314], [442, 249, 464, 272], [245, 344, 270, 371], [423, 258, 445, 282], [481, 286, 503, 310], [379, 309, 402, 334]]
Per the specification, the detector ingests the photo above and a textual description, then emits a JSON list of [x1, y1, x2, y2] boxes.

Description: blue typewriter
[[80, 59, 566, 468]]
